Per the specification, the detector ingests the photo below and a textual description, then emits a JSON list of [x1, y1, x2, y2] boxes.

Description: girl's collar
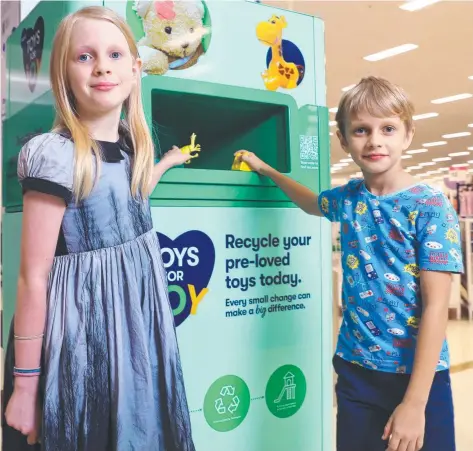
[[57, 130, 133, 163]]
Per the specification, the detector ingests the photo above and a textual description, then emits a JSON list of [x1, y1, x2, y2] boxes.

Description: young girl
[[3, 6, 196, 451]]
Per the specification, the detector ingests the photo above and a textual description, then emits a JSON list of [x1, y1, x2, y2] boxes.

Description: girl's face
[[67, 18, 141, 118]]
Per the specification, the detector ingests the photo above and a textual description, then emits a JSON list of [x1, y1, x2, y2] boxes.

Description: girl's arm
[[13, 191, 66, 392], [150, 146, 191, 192]]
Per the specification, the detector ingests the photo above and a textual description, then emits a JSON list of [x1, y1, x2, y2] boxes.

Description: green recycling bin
[[2, 1, 332, 449]]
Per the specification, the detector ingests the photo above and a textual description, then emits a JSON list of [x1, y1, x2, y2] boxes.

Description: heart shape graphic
[[20, 16, 45, 93], [156, 230, 215, 327]]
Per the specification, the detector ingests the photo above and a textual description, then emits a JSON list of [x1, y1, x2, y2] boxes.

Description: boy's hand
[[383, 401, 425, 451], [234, 151, 270, 174], [161, 146, 192, 169]]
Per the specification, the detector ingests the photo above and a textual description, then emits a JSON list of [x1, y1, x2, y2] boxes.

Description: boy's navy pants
[[333, 355, 455, 451]]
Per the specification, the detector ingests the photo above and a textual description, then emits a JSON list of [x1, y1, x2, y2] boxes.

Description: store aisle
[[332, 320, 473, 450]]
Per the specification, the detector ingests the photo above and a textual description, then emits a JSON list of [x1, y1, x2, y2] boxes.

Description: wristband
[[13, 366, 41, 377]]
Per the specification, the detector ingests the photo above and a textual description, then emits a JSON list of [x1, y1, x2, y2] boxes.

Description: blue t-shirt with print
[[319, 179, 464, 374]]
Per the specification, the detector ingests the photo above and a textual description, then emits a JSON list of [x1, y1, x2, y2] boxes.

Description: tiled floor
[[332, 319, 473, 450]]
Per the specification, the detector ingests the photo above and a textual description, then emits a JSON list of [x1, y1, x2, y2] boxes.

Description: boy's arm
[[262, 166, 323, 216], [402, 270, 451, 407], [239, 151, 323, 216], [384, 270, 451, 451]]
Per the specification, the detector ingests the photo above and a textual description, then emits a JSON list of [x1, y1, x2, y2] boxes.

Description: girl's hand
[[5, 385, 42, 445], [234, 150, 270, 174], [160, 146, 192, 169]]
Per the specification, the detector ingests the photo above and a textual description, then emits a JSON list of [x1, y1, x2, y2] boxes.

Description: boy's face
[[337, 112, 414, 176]]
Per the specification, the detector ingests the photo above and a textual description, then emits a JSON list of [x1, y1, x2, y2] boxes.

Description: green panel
[[2, 91, 55, 210], [145, 77, 325, 206], [2, 213, 23, 346], [317, 105, 331, 192]]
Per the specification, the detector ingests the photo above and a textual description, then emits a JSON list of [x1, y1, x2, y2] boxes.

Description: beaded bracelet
[[13, 366, 41, 377], [14, 333, 44, 341]]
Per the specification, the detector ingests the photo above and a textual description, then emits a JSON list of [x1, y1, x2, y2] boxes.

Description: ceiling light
[[468, 161, 473, 164], [448, 152, 470, 157], [469, 76, 473, 80], [439, 167, 449, 172], [432, 157, 451, 162], [419, 162, 436, 167], [401, 155, 412, 159], [413, 112, 438, 121], [451, 163, 469, 167], [333, 163, 349, 167], [468, 124, 473, 128], [442, 132, 471, 139], [329, 107, 338, 113], [469, 147, 473, 151], [399, 0, 442, 12], [364, 44, 418, 62], [406, 148, 428, 154], [342, 84, 356, 92], [423, 141, 447, 147], [329, 121, 337, 127], [407, 166, 422, 170], [431, 93, 472, 104], [340, 158, 353, 163]]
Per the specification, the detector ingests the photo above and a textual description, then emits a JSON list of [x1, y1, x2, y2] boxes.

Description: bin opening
[[151, 89, 290, 173]]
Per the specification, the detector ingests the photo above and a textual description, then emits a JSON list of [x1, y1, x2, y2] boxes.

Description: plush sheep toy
[[134, 0, 208, 75]]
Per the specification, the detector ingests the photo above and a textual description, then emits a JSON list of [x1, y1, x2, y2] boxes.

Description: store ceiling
[[264, 0, 473, 181]]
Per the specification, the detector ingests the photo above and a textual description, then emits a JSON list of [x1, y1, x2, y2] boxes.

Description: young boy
[[235, 76, 463, 451]]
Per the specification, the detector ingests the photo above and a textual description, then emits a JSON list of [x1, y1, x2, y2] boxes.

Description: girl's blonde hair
[[335, 76, 415, 138], [50, 6, 153, 201]]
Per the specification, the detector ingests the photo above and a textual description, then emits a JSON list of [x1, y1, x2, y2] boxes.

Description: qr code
[[299, 135, 318, 162]]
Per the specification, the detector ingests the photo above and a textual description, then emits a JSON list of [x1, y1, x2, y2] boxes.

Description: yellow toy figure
[[180, 133, 201, 164], [256, 15, 300, 91], [232, 151, 253, 172]]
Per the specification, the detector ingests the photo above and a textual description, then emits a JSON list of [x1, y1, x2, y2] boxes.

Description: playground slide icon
[[266, 364, 306, 418], [273, 371, 297, 404]]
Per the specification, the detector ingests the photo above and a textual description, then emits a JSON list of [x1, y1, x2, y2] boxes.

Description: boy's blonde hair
[[50, 6, 153, 202], [335, 76, 415, 138]]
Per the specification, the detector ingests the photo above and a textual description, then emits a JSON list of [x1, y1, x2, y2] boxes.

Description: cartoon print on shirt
[[346, 254, 360, 270], [408, 210, 418, 225], [319, 180, 464, 373], [445, 228, 459, 244], [320, 196, 330, 215], [355, 201, 368, 215], [407, 316, 420, 329], [404, 263, 420, 278]]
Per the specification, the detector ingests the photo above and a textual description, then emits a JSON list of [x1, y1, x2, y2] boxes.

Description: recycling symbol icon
[[214, 385, 240, 415]]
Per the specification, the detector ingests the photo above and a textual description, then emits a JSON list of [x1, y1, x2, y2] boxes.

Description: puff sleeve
[[17, 133, 74, 204]]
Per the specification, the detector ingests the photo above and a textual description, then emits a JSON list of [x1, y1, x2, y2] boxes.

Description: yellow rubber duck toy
[[180, 133, 201, 164], [232, 151, 253, 172]]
